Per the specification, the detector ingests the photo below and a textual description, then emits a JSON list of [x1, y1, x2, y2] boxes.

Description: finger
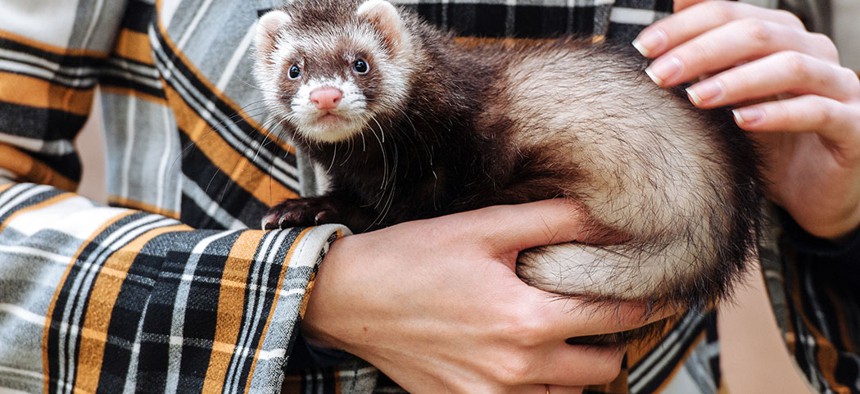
[[544, 386, 584, 394], [459, 199, 594, 253], [634, 1, 806, 59], [672, 0, 706, 12], [514, 384, 579, 394], [644, 19, 837, 87], [505, 342, 624, 386], [732, 95, 860, 145], [686, 52, 860, 108], [542, 342, 624, 385], [524, 293, 678, 342]]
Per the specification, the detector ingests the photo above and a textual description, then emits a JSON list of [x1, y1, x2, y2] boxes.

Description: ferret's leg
[[262, 191, 378, 232]]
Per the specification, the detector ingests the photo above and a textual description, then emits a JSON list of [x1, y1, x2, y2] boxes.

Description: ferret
[[253, 0, 762, 340]]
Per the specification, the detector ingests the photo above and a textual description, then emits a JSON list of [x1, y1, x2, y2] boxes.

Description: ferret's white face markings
[[268, 27, 377, 143], [253, 3, 414, 145], [289, 76, 370, 142]]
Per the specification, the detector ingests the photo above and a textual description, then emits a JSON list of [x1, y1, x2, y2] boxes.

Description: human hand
[[301, 200, 669, 393], [633, 0, 860, 240]]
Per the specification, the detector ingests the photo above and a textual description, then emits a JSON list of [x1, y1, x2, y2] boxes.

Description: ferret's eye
[[288, 64, 301, 80], [353, 59, 369, 74]]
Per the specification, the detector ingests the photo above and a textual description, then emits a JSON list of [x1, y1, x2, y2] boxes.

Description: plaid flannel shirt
[[0, 0, 856, 393]]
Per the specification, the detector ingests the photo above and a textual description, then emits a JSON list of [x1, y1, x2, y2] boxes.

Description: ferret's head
[[253, 0, 414, 143]]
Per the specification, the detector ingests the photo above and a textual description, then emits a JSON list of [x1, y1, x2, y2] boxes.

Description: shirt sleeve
[[0, 2, 350, 393], [0, 183, 347, 393]]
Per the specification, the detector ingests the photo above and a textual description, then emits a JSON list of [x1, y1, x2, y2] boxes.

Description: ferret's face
[[253, 1, 411, 144], [265, 32, 386, 143]]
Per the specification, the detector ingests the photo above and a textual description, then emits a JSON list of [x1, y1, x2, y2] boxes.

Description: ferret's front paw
[[261, 197, 344, 230]]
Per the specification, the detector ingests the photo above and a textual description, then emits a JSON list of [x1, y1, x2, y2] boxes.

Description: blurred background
[[75, 1, 859, 392]]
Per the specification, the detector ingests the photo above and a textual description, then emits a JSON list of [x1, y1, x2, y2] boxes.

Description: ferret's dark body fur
[[254, 0, 762, 336]]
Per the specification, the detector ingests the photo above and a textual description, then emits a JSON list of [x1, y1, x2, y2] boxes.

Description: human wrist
[[300, 234, 361, 352], [780, 208, 860, 256], [832, 203, 860, 243], [798, 205, 860, 243]]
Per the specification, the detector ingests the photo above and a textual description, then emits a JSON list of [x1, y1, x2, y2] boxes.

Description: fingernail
[[732, 108, 765, 126], [645, 56, 682, 85], [632, 28, 668, 57], [686, 80, 724, 106]]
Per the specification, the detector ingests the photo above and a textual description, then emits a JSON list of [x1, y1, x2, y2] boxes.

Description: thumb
[[457, 199, 594, 256]]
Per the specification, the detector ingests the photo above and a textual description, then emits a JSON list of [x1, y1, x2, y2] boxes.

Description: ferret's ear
[[357, 0, 404, 52], [254, 10, 290, 53]]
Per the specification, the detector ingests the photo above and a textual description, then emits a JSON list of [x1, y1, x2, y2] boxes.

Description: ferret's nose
[[310, 87, 343, 110]]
